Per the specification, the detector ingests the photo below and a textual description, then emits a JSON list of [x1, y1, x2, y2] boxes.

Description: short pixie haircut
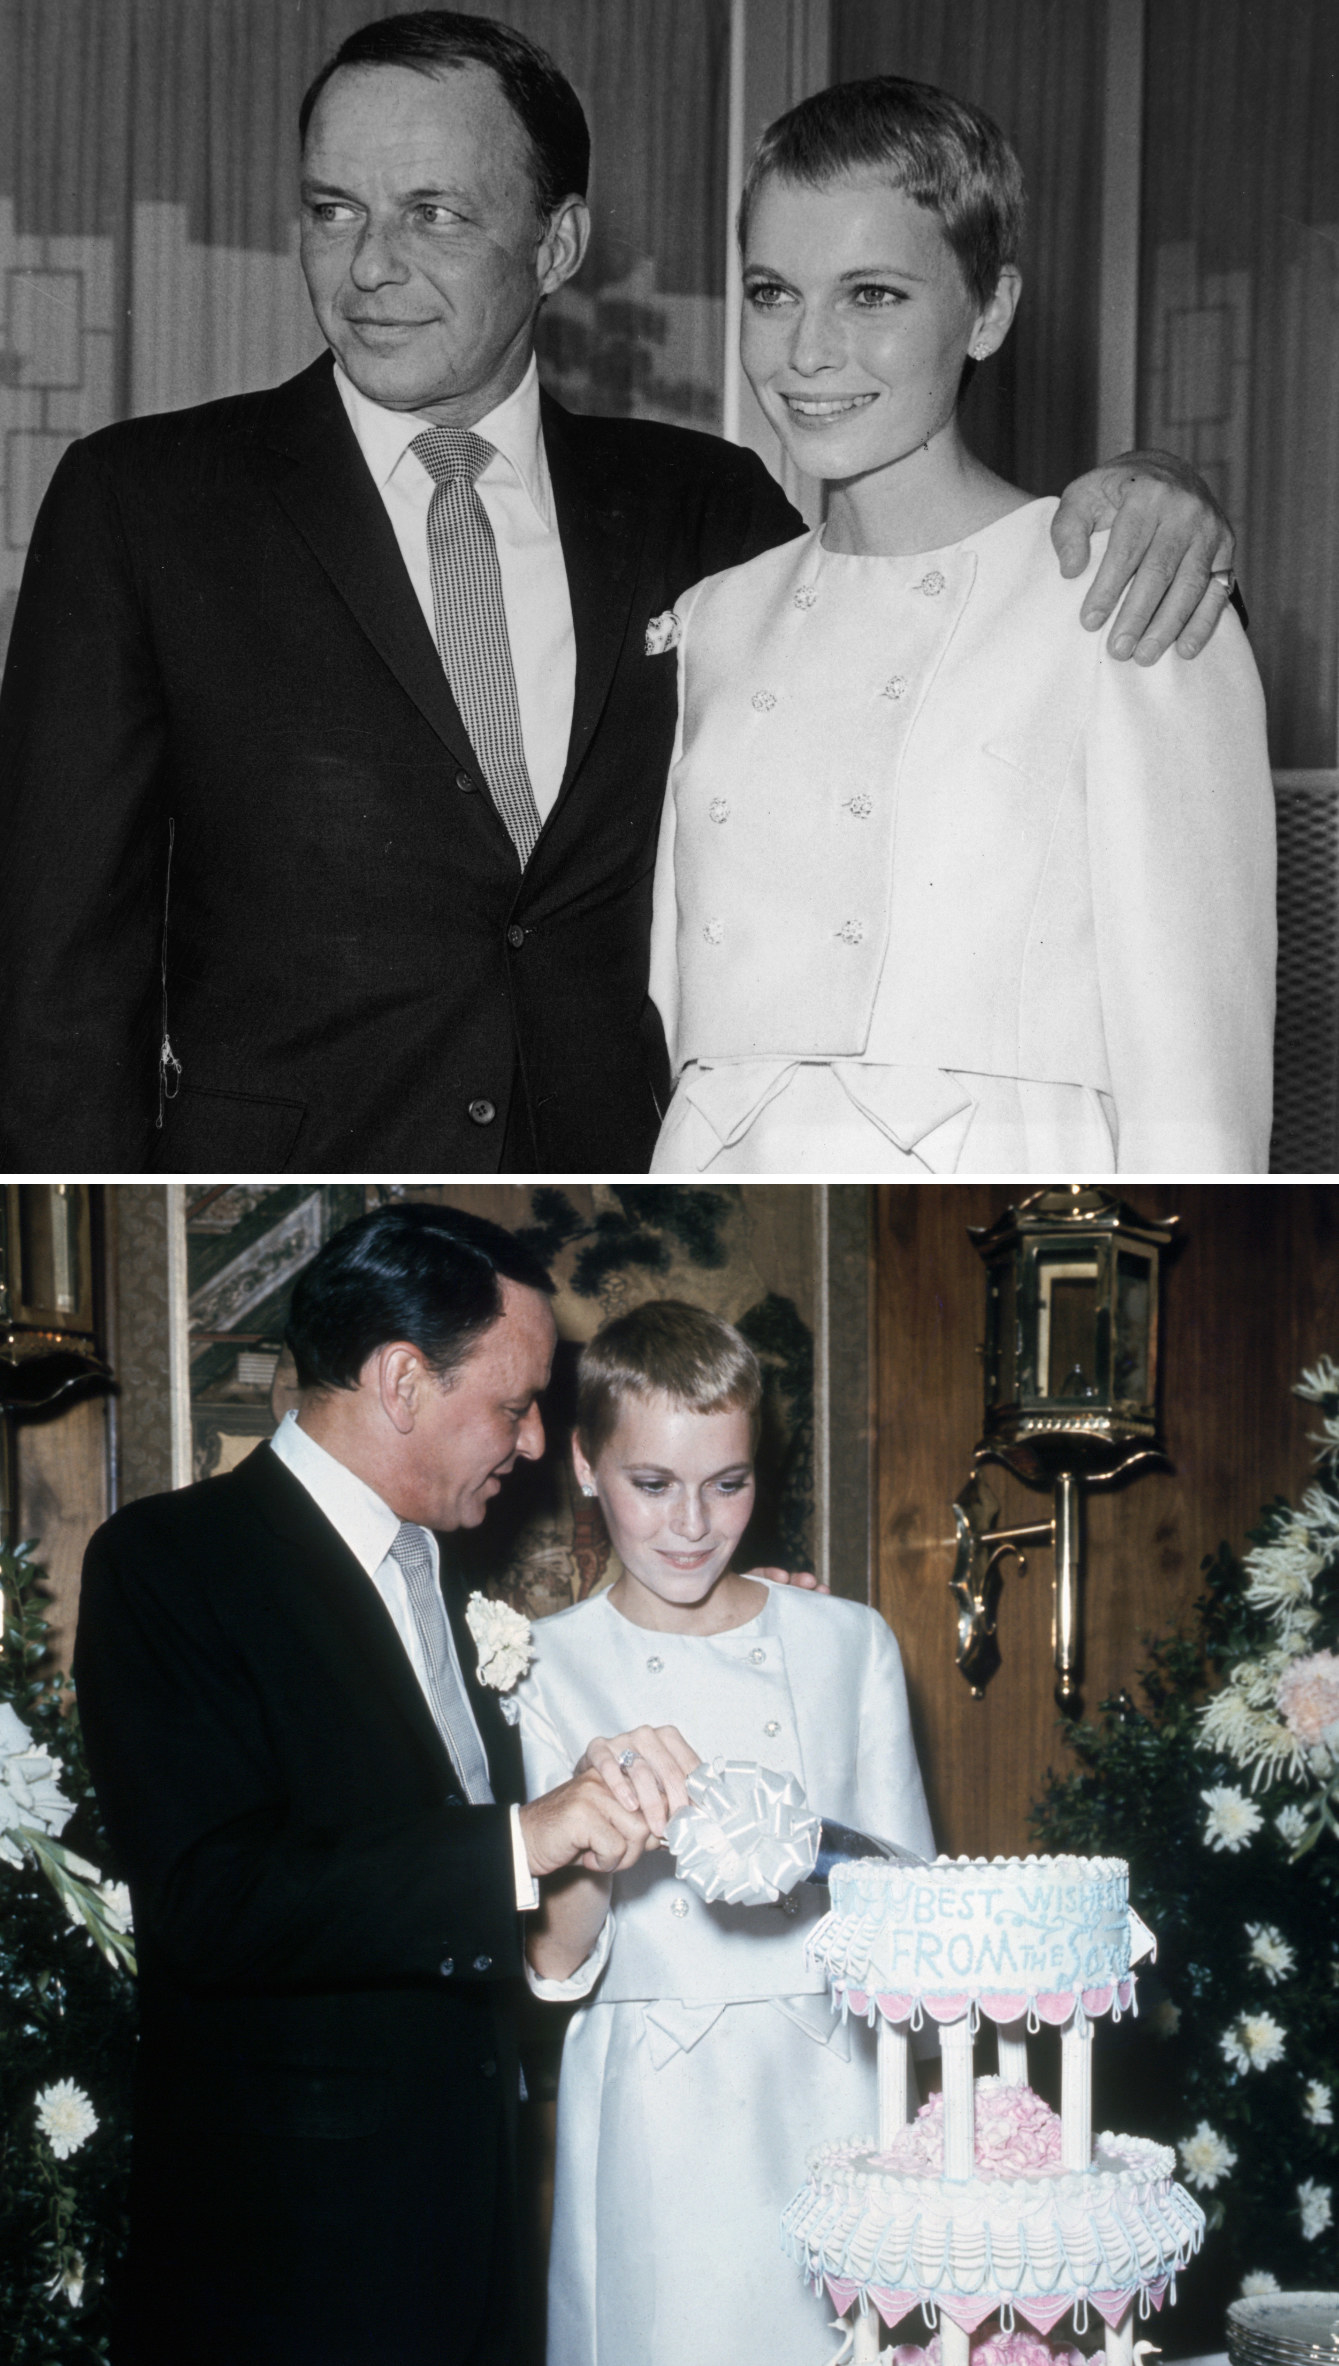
[[738, 74, 1025, 307], [576, 1299, 763, 1461]]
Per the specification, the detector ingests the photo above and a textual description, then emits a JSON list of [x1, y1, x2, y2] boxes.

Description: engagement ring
[[617, 1748, 639, 1769], [1211, 567, 1236, 597]]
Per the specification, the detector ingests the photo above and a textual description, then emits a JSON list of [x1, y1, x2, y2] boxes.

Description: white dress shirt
[[334, 355, 576, 820], [268, 1411, 537, 1910]]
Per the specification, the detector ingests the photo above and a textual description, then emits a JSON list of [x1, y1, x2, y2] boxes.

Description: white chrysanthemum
[[45, 2255, 85, 2308], [98, 1881, 133, 1932], [0, 1703, 77, 1868], [1202, 1785, 1264, 1851], [35, 2080, 98, 2160], [1300, 1482, 1339, 1540], [1297, 1357, 1339, 1404], [1299, 2179, 1333, 2240], [1244, 1519, 1324, 1612], [1305, 2080, 1335, 2126], [1246, 1924, 1296, 1984], [464, 1592, 535, 1692], [1199, 1688, 1304, 1789], [1241, 2273, 1281, 2297], [1277, 1803, 1310, 1846], [1178, 2122, 1238, 2190], [1220, 2013, 1287, 2073]]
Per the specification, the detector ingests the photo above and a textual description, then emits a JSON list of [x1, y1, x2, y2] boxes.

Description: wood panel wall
[[874, 1183, 1339, 1859]]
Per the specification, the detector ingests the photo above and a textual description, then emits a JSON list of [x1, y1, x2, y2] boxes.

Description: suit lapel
[[541, 391, 651, 808], [261, 358, 511, 857], [438, 1552, 525, 1807], [231, 1443, 464, 1794]]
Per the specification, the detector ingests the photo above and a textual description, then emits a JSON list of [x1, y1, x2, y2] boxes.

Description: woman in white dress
[[648, 77, 1275, 1175], [513, 1300, 933, 2366]]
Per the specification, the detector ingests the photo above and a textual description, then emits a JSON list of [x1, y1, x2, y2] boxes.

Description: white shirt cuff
[[524, 1909, 615, 2001], [509, 1802, 540, 1913]]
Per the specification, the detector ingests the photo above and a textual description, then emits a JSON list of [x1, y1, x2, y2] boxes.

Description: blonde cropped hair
[[576, 1299, 763, 1460]]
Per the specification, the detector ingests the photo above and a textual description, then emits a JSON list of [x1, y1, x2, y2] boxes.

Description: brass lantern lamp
[[949, 1184, 1177, 1713]]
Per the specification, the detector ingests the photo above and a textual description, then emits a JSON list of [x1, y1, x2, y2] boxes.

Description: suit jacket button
[[506, 924, 525, 950], [455, 768, 476, 792], [473, 1953, 493, 1972], [468, 1099, 497, 1126], [440, 1957, 454, 1977], [481, 2059, 497, 2077]]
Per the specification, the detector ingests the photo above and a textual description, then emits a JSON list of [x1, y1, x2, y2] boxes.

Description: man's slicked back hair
[[285, 1200, 554, 1393], [738, 74, 1024, 307], [298, 8, 591, 215]]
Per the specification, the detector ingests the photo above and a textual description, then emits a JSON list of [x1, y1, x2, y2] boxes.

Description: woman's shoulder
[[765, 1580, 897, 1649]]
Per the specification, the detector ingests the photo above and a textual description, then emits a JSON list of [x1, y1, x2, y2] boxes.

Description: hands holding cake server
[[515, 1723, 700, 1877]]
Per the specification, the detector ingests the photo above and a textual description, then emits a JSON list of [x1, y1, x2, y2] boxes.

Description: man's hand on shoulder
[[746, 1565, 831, 1595], [1051, 449, 1236, 664]]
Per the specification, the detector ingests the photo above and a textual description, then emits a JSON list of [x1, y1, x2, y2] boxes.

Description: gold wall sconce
[[0, 1185, 110, 1558], [949, 1185, 1176, 1714]]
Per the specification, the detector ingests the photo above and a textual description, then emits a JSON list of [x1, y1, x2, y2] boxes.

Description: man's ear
[[373, 1342, 424, 1436], [537, 195, 590, 299]]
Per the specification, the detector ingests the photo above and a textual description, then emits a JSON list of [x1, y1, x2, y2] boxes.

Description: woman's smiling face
[[574, 1392, 756, 1627], [741, 169, 1011, 482]]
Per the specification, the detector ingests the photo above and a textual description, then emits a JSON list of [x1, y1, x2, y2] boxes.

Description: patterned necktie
[[388, 1520, 494, 1804], [410, 425, 543, 866]]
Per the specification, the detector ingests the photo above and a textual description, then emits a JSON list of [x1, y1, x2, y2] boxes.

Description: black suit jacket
[[0, 355, 801, 1172], [75, 1444, 529, 2366]]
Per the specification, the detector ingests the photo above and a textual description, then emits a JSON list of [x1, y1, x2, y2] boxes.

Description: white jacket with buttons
[[648, 498, 1276, 1175]]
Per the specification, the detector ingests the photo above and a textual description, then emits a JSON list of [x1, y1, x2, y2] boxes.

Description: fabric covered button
[[646, 1655, 664, 1673], [440, 1957, 454, 1977], [916, 570, 946, 596], [455, 768, 476, 792], [751, 690, 777, 711], [703, 919, 723, 945], [845, 794, 873, 819], [836, 920, 866, 945], [474, 1954, 493, 1972], [480, 2059, 497, 2077], [670, 1896, 690, 1918], [882, 676, 908, 700], [794, 584, 818, 610], [749, 1647, 766, 1664], [764, 1720, 782, 1738], [708, 798, 730, 823], [506, 924, 525, 950], [468, 1099, 497, 1126]]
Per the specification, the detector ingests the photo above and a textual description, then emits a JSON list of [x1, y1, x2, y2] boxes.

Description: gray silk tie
[[410, 425, 543, 867], [388, 1520, 494, 1804]]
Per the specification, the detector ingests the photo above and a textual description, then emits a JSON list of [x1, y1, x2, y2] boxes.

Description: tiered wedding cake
[[781, 1856, 1204, 2366]]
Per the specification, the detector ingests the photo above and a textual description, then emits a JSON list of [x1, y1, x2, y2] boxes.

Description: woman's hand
[[578, 1724, 702, 1839], [1051, 450, 1236, 662]]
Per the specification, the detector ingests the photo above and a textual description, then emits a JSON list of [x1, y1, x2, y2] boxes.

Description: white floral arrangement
[[1196, 1359, 1339, 1856], [0, 1700, 134, 1972], [465, 1592, 535, 1697]]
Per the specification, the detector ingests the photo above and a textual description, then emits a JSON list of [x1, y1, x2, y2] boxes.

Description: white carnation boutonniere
[[644, 610, 682, 657], [465, 1592, 535, 1723]]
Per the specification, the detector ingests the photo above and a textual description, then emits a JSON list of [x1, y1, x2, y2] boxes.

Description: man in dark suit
[[0, 10, 1235, 1174], [74, 1200, 655, 2364]]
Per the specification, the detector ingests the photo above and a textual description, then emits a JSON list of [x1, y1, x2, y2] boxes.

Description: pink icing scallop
[[875, 1993, 917, 2022], [979, 1993, 1030, 2022], [1014, 2300, 1075, 2336], [939, 2297, 1004, 2334], [1089, 2295, 1138, 2329], [1033, 1992, 1078, 2026], [871, 2288, 928, 2329], [847, 1989, 870, 2016], [1082, 1985, 1115, 2017], [920, 1992, 973, 2022]]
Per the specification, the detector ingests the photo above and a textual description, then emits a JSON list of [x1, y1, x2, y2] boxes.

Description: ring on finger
[[617, 1748, 639, 1769], [1211, 567, 1236, 596]]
